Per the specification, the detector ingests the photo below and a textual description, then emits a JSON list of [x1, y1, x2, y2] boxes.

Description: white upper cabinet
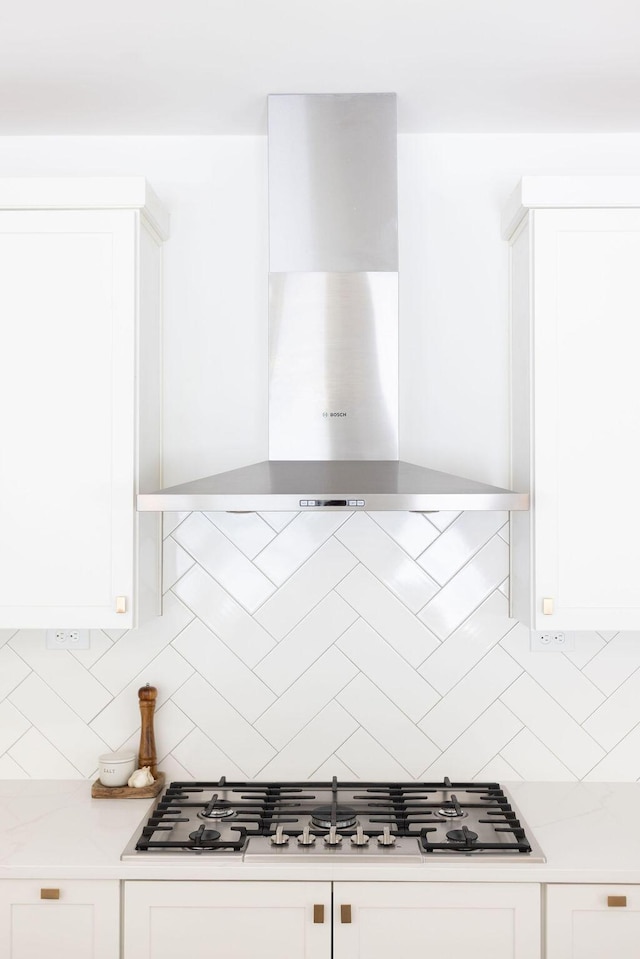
[[506, 178, 640, 630], [0, 178, 168, 629]]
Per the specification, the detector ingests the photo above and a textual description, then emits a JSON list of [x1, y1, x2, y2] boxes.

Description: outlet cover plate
[[46, 629, 90, 650], [530, 630, 575, 651]]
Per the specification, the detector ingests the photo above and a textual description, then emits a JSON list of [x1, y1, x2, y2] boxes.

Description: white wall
[[3, 132, 640, 488], [2, 133, 640, 782]]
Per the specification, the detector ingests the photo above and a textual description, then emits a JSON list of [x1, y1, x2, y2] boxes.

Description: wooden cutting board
[[91, 771, 165, 799]]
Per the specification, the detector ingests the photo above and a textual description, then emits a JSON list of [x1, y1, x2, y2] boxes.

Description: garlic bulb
[[128, 766, 155, 788]]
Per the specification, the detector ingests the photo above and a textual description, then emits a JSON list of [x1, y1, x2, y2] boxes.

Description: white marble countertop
[[0, 780, 638, 883]]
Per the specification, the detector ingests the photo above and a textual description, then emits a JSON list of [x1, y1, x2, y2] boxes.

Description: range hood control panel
[[300, 499, 365, 507]]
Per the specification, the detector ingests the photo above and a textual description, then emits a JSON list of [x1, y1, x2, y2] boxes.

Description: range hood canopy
[[138, 93, 528, 513]]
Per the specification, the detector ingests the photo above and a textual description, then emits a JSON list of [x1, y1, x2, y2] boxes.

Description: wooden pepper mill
[[138, 684, 158, 778]]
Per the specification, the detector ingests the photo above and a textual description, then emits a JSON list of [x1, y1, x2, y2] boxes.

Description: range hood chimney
[[138, 94, 528, 513]]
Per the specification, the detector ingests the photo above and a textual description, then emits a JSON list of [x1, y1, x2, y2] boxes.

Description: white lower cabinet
[[124, 881, 332, 959], [333, 882, 540, 959], [124, 880, 540, 959], [0, 879, 119, 959], [546, 884, 640, 958]]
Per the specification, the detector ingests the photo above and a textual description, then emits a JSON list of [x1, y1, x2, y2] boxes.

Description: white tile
[[254, 593, 358, 695], [425, 511, 461, 531], [0, 629, 18, 649], [418, 536, 509, 639], [597, 631, 619, 642], [0, 754, 29, 778], [174, 513, 276, 611], [259, 512, 298, 533], [419, 646, 522, 749], [90, 592, 194, 695], [255, 538, 358, 641], [0, 700, 30, 754], [8, 674, 109, 777], [89, 646, 194, 749], [500, 626, 605, 723], [564, 632, 607, 670], [368, 511, 439, 558], [256, 702, 359, 780], [255, 648, 358, 750], [421, 702, 522, 780], [337, 620, 440, 722], [418, 591, 514, 694], [71, 630, 114, 669], [499, 578, 509, 599], [0, 645, 30, 699], [173, 564, 274, 667], [158, 755, 193, 782], [417, 512, 508, 585], [498, 523, 510, 544], [336, 565, 440, 666], [9, 728, 82, 779], [500, 675, 605, 778], [500, 729, 577, 781], [172, 619, 275, 722], [335, 512, 439, 612], [337, 674, 439, 777], [582, 669, 640, 751], [170, 726, 247, 781], [475, 755, 523, 782], [163, 511, 190, 538], [172, 674, 276, 777], [154, 701, 194, 759], [253, 512, 351, 585], [311, 755, 357, 780], [336, 728, 412, 780], [162, 536, 195, 591], [582, 632, 640, 695], [9, 631, 111, 723], [204, 511, 276, 558], [583, 724, 640, 781]]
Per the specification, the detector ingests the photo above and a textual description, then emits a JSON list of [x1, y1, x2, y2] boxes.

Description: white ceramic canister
[[98, 750, 137, 787]]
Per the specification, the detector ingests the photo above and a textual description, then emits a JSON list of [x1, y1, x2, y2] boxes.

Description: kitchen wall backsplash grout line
[[2, 509, 640, 781]]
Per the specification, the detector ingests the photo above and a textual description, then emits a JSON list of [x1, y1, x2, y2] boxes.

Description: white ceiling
[[2, 0, 640, 134]]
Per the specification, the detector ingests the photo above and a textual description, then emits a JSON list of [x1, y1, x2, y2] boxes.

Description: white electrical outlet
[[46, 629, 90, 650], [530, 630, 575, 651]]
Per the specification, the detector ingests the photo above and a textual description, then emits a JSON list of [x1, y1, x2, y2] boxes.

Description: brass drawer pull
[[40, 889, 60, 900], [313, 904, 325, 924], [341, 904, 352, 924], [115, 595, 127, 614], [608, 896, 627, 907]]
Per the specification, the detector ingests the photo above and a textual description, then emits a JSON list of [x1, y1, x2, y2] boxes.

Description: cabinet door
[[0, 879, 119, 959], [333, 882, 540, 959], [124, 880, 331, 959], [511, 208, 640, 630], [547, 884, 640, 958], [0, 209, 138, 628]]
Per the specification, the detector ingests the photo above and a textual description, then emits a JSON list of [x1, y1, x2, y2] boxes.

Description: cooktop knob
[[271, 825, 289, 846], [323, 826, 343, 846], [350, 825, 369, 847], [298, 826, 316, 846], [377, 826, 396, 846]]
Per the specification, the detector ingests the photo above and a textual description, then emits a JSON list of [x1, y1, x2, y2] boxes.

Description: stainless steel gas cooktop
[[121, 777, 545, 863]]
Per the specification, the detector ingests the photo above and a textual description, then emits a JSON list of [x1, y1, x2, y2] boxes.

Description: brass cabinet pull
[[340, 904, 352, 924], [313, 904, 325, 924], [40, 889, 60, 900], [608, 896, 627, 907], [542, 597, 554, 615], [115, 595, 127, 614]]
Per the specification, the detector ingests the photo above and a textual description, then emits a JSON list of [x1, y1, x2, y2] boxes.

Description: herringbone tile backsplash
[[1, 510, 637, 781]]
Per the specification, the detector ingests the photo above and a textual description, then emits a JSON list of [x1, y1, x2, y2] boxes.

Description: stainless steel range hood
[[138, 93, 527, 513]]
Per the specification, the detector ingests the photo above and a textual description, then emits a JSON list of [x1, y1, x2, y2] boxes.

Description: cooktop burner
[[121, 776, 544, 863]]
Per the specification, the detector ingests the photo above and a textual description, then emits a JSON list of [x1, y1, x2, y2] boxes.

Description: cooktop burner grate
[[123, 776, 544, 861]]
